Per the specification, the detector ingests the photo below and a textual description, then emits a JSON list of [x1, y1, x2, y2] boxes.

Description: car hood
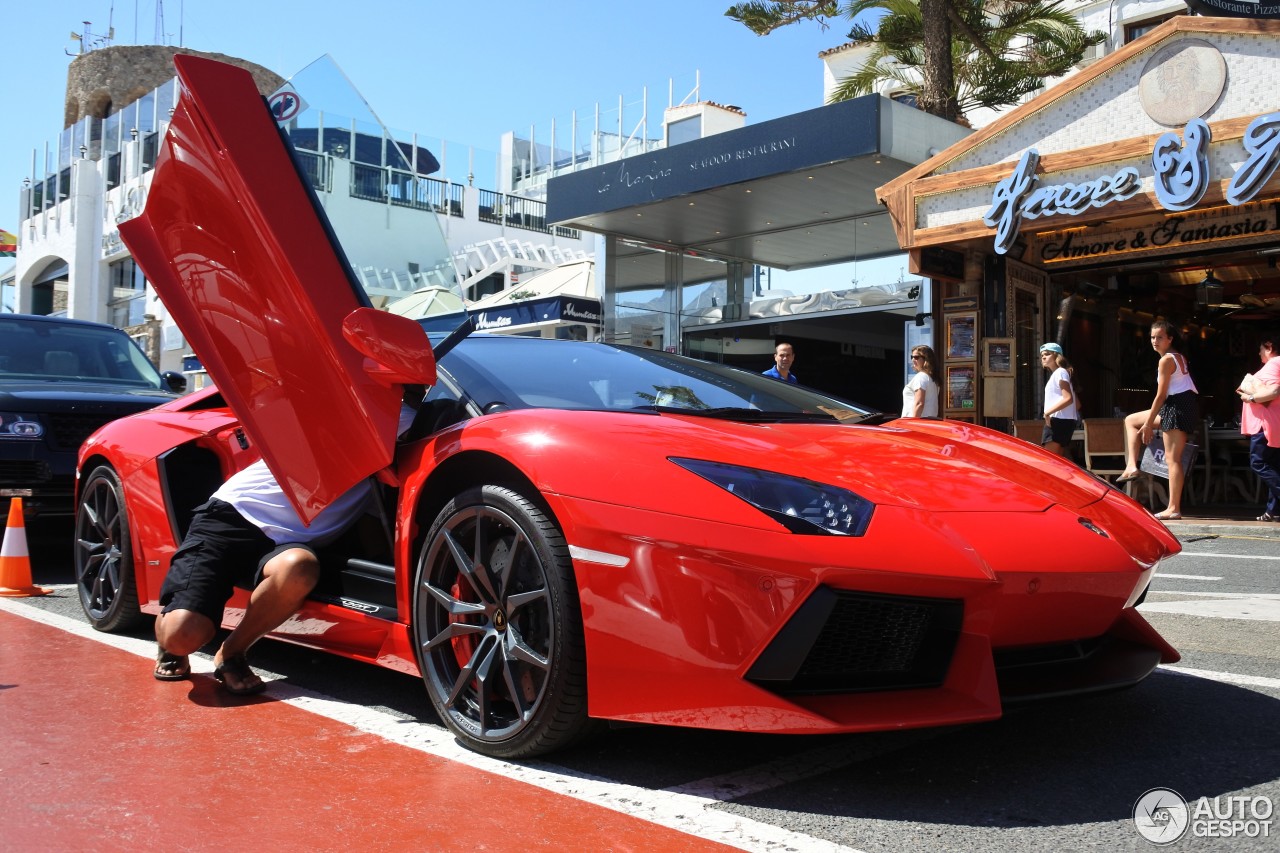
[[768, 417, 1104, 511], [118, 55, 435, 524], [0, 383, 176, 410], [471, 410, 1106, 514]]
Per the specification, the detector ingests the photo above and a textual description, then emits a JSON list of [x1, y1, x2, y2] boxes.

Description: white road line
[[1147, 591, 1280, 599], [1155, 573, 1223, 580], [0, 598, 864, 853], [1176, 552, 1280, 561], [1140, 597, 1280, 621], [1160, 665, 1280, 691]]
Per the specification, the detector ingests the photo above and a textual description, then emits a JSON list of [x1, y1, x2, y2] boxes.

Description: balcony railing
[[19, 115, 580, 251], [294, 150, 331, 193], [350, 163, 463, 216], [478, 188, 578, 238]]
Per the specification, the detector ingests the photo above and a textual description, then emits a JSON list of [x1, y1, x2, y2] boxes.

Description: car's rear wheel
[[75, 465, 144, 631], [413, 484, 591, 758]]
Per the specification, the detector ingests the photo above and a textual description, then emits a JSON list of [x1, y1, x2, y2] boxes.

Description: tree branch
[[943, 2, 1001, 62]]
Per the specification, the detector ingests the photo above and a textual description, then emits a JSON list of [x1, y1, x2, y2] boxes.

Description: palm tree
[[726, 0, 1104, 123]]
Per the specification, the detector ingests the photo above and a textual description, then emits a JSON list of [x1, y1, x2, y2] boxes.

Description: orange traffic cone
[[0, 497, 51, 597]]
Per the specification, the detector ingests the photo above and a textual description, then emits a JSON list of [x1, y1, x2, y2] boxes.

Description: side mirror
[[162, 370, 188, 393], [341, 307, 437, 387]]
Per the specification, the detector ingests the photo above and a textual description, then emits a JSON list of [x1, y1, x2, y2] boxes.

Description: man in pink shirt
[[1237, 333, 1280, 522]]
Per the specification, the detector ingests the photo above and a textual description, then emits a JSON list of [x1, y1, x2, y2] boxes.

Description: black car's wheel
[[413, 484, 591, 758], [75, 466, 144, 631]]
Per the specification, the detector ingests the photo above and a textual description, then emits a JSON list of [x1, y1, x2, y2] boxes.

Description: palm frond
[[725, 1, 841, 36], [739, 0, 1105, 120]]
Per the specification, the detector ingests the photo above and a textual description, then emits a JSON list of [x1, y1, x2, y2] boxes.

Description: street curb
[[1162, 521, 1280, 539]]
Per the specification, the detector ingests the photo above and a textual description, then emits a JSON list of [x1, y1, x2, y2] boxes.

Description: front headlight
[[0, 413, 45, 439], [671, 458, 874, 536]]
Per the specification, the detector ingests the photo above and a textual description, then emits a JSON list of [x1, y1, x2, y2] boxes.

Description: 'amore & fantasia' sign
[[983, 111, 1280, 256], [1028, 198, 1280, 267]]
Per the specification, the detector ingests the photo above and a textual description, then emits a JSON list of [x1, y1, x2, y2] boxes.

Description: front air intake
[[747, 587, 963, 694]]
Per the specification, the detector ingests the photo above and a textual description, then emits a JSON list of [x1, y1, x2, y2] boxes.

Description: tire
[[75, 466, 144, 632], [413, 484, 592, 758]]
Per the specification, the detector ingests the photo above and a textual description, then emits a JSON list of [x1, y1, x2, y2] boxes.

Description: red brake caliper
[[449, 577, 479, 666]]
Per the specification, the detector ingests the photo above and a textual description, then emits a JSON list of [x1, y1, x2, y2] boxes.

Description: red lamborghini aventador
[[75, 55, 1180, 759]]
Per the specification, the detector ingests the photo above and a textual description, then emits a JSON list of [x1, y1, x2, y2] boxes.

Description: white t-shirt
[[901, 371, 940, 418], [1044, 366, 1077, 420], [213, 459, 372, 546], [213, 404, 417, 546]]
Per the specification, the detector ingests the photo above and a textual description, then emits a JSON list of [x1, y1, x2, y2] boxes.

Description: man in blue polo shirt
[[762, 342, 798, 384]]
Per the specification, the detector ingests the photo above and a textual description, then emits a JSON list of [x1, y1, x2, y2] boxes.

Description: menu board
[[946, 364, 977, 410], [983, 338, 1013, 376], [946, 312, 977, 360]]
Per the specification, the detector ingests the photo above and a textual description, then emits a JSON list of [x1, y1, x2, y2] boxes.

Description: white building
[[10, 50, 593, 375]]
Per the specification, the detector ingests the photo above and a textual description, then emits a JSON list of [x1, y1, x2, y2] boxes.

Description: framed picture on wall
[[945, 312, 977, 360], [982, 338, 1014, 377], [946, 363, 977, 410]]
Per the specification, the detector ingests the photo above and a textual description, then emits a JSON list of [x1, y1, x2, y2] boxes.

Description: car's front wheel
[[412, 484, 591, 758], [75, 465, 144, 631]]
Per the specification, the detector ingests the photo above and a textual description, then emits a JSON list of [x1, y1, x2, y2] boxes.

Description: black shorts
[[158, 498, 320, 625], [1042, 417, 1077, 446], [1159, 390, 1199, 434]]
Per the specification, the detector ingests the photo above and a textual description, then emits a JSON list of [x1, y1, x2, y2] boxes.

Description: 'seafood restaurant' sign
[[983, 111, 1280, 260]]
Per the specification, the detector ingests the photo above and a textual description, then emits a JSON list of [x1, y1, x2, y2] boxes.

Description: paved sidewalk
[[1, 608, 736, 853]]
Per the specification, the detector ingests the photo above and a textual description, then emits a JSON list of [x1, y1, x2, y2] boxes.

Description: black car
[[0, 314, 186, 520]]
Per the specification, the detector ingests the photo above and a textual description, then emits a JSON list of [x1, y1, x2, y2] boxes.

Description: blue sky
[[3, 0, 850, 235]]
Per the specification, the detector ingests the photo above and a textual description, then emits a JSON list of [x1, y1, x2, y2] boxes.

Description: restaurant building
[[876, 17, 1280, 429], [547, 96, 970, 411]]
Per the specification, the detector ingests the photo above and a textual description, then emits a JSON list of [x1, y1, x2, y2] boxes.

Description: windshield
[[0, 317, 164, 388], [273, 57, 467, 332], [437, 335, 878, 422]]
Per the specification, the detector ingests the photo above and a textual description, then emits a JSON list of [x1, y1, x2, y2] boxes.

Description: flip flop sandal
[[213, 654, 266, 695], [154, 648, 191, 681], [1258, 513, 1278, 522]]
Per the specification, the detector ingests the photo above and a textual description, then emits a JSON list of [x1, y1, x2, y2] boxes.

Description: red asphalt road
[[1, 609, 735, 852]]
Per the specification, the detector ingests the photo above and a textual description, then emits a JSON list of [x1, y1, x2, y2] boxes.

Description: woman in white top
[[1118, 319, 1199, 520], [901, 345, 940, 418], [1039, 342, 1078, 458]]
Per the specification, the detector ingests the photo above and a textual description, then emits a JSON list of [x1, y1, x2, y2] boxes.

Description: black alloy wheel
[[413, 484, 591, 758], [75, 466, 144, 631]]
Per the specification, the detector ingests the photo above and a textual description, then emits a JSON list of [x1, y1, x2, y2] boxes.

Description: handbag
[[1139, 430, 1199, 479]]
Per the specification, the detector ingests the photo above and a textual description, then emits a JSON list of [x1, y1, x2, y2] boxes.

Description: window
[[0, 316, 162, 387], [108, 257, 146, 296], [106, 152, 121, 190], [667, 116, 702, 147], [141, 132, 159, 172], [108, 257, 147, 327], [1125, 11, 1185, 43]]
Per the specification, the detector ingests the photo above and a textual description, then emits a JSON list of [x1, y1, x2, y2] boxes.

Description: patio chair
[[1012, 419, 1042, 444], [1082, 418, 1126, 482]]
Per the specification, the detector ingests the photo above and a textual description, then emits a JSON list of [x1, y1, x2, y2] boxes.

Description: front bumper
[[552, 490, 1179, 734], [1, 460, 74, 518]]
